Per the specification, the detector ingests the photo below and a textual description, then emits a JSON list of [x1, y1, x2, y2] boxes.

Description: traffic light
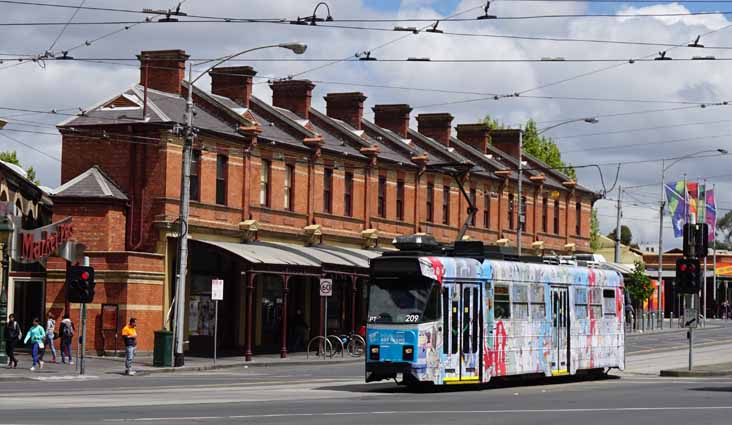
[[683, 223, 709, 258], [66, 265, 95, 303], [675, 258, 701, 294]]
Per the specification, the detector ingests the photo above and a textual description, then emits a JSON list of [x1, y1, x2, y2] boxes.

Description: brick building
[[47, 49, 598, 357]]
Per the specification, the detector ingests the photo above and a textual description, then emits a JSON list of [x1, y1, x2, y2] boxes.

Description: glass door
[[551, 287, 569, 376]]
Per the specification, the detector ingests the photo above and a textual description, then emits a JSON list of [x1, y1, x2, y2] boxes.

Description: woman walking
[[44, 312, 57, 363], [4, 313, 21, 368], [24, 318, 46, 371], [59, 314, 75, 365]]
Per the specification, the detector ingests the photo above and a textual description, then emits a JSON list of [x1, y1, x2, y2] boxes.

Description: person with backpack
[[4, 313, 21, 368], [59, 314, 75, 365], [44, 312, 57, 363], [23, 318, 45, 371]]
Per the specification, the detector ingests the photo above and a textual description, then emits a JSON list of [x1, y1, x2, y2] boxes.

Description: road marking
[[104, 406, 732, 422]]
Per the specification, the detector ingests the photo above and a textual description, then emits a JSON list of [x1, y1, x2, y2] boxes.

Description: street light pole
[[172, 43, 307, 367], [524, 117, 597, 257]]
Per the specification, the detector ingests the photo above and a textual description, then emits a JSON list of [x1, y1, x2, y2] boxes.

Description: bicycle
[[338, 332, 366, 357]]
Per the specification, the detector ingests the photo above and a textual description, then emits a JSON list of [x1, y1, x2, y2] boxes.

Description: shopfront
[[186, 239, 377, 359]]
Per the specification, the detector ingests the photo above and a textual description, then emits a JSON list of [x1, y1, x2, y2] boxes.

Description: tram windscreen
[[367, 277, 440, 324]]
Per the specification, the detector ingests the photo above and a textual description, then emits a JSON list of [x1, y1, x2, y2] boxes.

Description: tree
[[625, 261, 654, 309], [590, 208, 601, 251], [483, 116, 576, 179], [0, 150, 39, 185], [607, 225, 632, 246]]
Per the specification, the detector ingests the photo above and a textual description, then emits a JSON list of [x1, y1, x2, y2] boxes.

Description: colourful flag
[[665, 180, 687, 238], [706, 188, 716, 241]]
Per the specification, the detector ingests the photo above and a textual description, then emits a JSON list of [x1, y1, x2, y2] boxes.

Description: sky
[[2, 0, 732, 250]]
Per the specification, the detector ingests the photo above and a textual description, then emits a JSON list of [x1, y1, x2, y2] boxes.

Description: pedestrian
[[23, 318, 45, 371], [4, 313, 21, 368], [59, 313, 75, 365], [121, 318, 137, 375], [44, 312, 57, 363], [288, 309, 309, 352]]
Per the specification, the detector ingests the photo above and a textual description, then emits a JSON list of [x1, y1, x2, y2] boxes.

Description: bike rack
[[327, 335, 344, 358], [306, 336, 333, 359]]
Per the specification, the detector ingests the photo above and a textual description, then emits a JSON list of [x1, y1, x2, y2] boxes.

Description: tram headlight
[[403, 345, 414, 361], [369, 345, 380, 360]]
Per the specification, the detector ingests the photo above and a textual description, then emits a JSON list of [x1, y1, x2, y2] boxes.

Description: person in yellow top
[[121, 318, 138, 375]]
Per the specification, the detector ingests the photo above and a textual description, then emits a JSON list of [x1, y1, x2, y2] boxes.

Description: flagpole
[[713, 184, 718, 308], [701, 179, 707, 326]]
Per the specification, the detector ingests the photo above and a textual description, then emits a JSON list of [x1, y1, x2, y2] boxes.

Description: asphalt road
[[625, 322, 732, 354], [1, 325, 731, 425]]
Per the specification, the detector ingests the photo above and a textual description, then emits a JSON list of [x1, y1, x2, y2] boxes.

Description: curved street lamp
[[517, 117, 598, 255], [173, 43, 307, 367], [657, 148, 727, 327]]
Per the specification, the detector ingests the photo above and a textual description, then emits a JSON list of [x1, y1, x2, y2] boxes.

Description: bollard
[[670, 311, 674, 328]]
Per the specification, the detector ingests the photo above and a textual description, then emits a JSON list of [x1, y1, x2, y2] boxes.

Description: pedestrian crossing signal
[[66, 265, 95, 303]]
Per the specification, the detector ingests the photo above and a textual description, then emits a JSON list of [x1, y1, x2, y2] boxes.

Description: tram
[[365, 236, 624, 386]]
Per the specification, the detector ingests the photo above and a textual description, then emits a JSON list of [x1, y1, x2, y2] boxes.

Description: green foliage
[[0, 150, 40, 185], [717, 210, 732, 245], [590, 208, 601, 251], [607, 225, 633, 246], [625, 261, 654, 306], [483, 116, 576, 179]]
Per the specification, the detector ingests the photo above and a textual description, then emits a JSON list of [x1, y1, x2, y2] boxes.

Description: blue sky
[[364, 0, 461, 15]]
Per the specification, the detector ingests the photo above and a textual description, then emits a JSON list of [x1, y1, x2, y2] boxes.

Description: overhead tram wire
[[0, 131, 60, 162], [554, 119, 732, 140], [45, 0, 88, 54], [563, 131, 732, 154]]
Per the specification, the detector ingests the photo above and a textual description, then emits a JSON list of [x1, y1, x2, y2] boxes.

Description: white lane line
[[104, 406, 732, 422]]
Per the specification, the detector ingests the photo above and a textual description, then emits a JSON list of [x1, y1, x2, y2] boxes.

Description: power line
[[555, 119, 732, 141], [46, 0, 87, 53], [0, 131, 60, 161]]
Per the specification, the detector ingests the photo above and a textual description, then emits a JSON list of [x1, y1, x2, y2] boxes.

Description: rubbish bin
[[153, 330, 173, 367]]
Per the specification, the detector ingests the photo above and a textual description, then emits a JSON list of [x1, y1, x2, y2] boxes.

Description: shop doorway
[[12, 279, 44, 335]]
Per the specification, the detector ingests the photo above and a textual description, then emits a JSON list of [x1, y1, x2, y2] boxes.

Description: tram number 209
[[404, 314, 420, 323]]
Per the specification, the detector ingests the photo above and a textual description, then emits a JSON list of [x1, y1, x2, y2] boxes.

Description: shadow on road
[[316, 373, 620, 394], [689, 386, 732, 392]]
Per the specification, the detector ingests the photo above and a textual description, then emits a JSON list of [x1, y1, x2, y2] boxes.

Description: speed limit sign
[[319, 278, 333, 297]]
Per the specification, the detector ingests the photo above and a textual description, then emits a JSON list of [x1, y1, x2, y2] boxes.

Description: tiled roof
[[52, 166, 128, 200]]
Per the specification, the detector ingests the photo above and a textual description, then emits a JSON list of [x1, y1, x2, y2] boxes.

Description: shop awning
[[191, 239, 382, 271]]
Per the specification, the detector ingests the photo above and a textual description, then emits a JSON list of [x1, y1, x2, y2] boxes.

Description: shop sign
[[11, 216, 80, 263]]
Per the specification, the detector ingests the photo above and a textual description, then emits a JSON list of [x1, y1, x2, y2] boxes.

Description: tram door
[[550, 287, 570, 376], [445, 283, 482, 382]]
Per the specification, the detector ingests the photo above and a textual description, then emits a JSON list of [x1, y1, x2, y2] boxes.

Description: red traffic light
[[81, 271, 89, 280], [679, 264, 687, 272], [688, 264, 696, 272]]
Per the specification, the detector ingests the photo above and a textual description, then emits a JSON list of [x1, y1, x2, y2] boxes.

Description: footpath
[[0, 351, 360, 381]]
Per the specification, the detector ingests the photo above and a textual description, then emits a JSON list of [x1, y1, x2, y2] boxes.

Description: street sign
[[211, 279, 224, 301], [319, 278, 333, 297]]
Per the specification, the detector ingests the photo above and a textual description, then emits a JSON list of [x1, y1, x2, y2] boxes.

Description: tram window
[[512, 285, 529, 320], [575, 288, 588, 320], [442, 288, 449, 355], [472, 288, 479, 353], [494, 285, 511, 319], [590, 287, 603, 318], [422, 285, 441, 322], [602, 289, 616, 316], [530, 285, 546, 320]]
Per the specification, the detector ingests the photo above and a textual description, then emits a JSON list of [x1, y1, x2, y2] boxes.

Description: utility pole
[[517, 130, 523, 256], [614, 186, 622, 263], [658, 160, 665, 327], [170, 43, 307, 367], [173, 63, 194, 367]]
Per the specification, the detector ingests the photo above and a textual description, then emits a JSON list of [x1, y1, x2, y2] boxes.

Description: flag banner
[[665, 181, 687, 238], [706, 188, 716, 241], [687, 181, 699, 218]]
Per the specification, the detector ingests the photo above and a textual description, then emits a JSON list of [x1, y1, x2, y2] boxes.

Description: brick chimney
[[270, 80, 315, 119], [137, 49, 189, 95], [456, 123, 491, 153], [324, 92, 367, 130], [372, 104, 412, 138], [490, 129, 523, 158], [209, 66, 257, 108], [416, 113, 454, 146]]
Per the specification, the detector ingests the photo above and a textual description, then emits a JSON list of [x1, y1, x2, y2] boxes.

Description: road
[[1, 325, 731, 425], [625, 322, 732, 354]]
